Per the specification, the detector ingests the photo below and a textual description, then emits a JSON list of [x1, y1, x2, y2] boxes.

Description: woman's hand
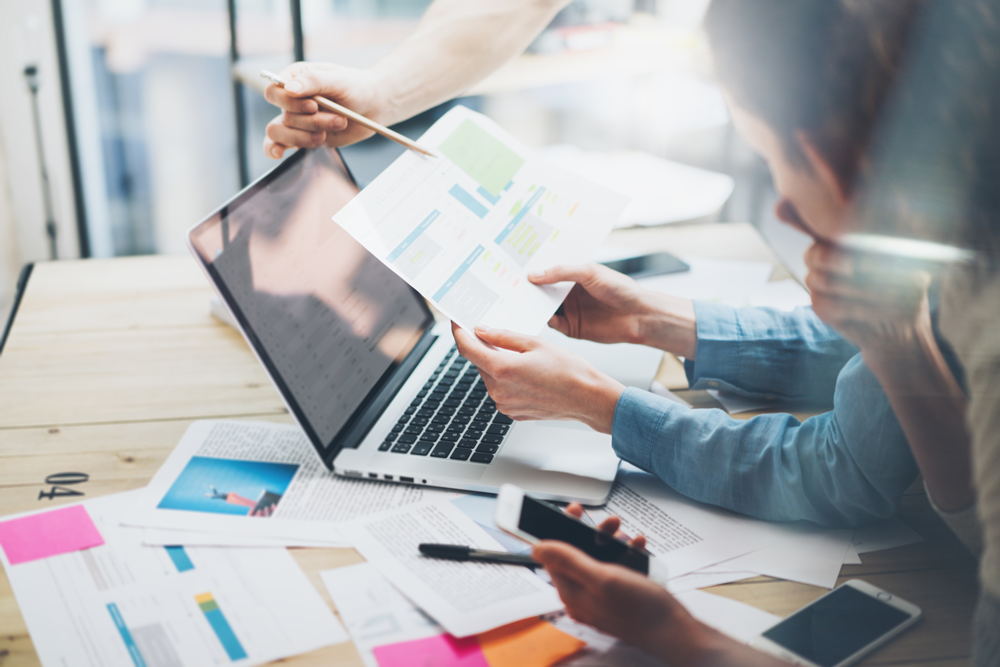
[[452, 322, 625, 433], [805, 242, 934, 370], [263, 62, 391, 158], [530, 264, 698, 358]]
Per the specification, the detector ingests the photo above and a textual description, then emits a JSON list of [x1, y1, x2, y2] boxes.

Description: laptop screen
[[189, 148, 433, 459]]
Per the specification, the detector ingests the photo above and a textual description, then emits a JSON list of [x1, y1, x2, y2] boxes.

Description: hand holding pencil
[[261, 64, 433, 158]]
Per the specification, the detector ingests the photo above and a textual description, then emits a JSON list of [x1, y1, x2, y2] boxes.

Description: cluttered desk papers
[[333, 106, 629, 334]]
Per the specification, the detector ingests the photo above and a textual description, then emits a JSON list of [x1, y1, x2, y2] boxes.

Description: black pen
[[418, 543, 540, 568]]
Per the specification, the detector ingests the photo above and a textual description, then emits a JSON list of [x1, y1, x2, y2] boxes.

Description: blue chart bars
[[165, 545, 194, 572], [448, 184, 489, 218]]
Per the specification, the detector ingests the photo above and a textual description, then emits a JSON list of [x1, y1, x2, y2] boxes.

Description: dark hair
[[704, 0, 925, 186]]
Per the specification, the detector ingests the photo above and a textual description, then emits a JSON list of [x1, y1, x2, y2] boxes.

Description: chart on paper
[[334, 106, 629, 334]]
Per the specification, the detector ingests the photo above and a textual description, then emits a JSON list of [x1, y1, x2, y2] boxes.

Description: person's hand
[[263, 62, 391, 158], [452, 322, 625, 433], [805, 242, 934, 367], [530, 264, 697, 358], [563, 502, 647, 551]]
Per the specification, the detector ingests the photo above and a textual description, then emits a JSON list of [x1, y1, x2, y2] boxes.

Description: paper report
[[1, 492, 347, 667], [334, 106, 629, 334]]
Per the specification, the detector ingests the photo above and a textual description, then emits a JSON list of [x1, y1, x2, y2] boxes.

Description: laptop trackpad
[[484, 424, 620, 497]]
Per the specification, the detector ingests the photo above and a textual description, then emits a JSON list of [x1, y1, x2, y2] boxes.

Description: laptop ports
[[384, 474, 394, 480], [400, 476, 414, 484]]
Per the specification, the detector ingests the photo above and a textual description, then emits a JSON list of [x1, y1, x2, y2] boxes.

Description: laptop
[[188, 147, 656, 504]]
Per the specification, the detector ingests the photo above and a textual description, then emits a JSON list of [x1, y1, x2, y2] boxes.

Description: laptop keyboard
[[378, 345, 512, 464]]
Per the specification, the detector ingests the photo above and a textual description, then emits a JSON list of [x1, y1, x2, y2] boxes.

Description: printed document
[[334, 105, 629, 334], [127, 420, 454, 543], [338, 500, 562, 637], [1, 491, 347, 667], [588, 464, 786, 578]]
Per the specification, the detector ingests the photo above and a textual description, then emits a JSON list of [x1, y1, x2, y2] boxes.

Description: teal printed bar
[[196, 593, 248, 661], [165, 545, 194, 572], [449, 184, 489, 218], [495, 188, 545, 244], [476, 185, 500, 205], [387, 210, 440, 262], [433, 246, 485, 301], [107, 603, 148, 667]]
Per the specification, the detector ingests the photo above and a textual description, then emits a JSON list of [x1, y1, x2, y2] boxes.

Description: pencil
[[261, 70, 435, 157]]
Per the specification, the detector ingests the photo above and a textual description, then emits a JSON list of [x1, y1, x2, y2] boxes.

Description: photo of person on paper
[[157, 456, 299, 518]]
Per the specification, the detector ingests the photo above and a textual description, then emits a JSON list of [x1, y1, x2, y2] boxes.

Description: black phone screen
[[517, 496, 649, 575], [762, 585, 912, 666], [600, 252, 690, 278]]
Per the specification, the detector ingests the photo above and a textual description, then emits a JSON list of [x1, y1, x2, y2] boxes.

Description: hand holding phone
[[494, 484, 668, 585], [600, 251, 690, 278]]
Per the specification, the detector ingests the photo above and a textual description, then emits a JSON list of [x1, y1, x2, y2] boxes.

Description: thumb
[[529, 263, 597, 286], [474, 325, 538, 353]]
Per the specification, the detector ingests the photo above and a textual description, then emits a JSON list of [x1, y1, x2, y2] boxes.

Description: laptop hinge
[[324, 328, 440, 468]]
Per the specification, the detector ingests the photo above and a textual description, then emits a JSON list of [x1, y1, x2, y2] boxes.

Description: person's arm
[[264, 0, 570, 156], [805, 243, 975, 513], [613, 353, 919, 527], [684, 301, 858, 403], [529, 264, 859, 403]]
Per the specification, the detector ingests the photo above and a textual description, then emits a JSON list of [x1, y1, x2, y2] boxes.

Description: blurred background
[[0, 0, 807, 321]]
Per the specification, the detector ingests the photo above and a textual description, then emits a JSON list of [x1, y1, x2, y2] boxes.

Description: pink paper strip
[[0, 505, 104, 565], [373, 634, 490, 667]]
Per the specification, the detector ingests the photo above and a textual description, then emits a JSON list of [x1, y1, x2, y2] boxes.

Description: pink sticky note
[[373, 634, 489, 667], [0, 505, 104, 565]]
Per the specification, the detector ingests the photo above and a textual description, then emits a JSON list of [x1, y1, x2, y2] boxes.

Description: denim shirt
[[611, 301, 919, 528]]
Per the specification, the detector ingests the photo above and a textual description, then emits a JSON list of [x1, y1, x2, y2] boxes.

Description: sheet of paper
[[636, 256, 774, 302], [852, 517, 923, 554], [326, 566, 643, 667], [537, 146, 734, 227], [721, 523, 853, 589], [1, 491, 347, 667], [333, 105, 629, 334], [588, 464, 787, 578], [142, 527, 344, 548], [674, 590, 779, 643], [667, 569, 758, 594], [0, 504, 104, 564], [126, 420, 455, 543], [322, 563, 442, 667], [338, 500, 563, 637], [734, 278, 812, 311], [843, 543, 862, 565]]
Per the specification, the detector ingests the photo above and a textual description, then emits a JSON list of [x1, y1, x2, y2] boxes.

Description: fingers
[[529, 263, 599, 286], [473, 324, 539, 353], [597, 515, 622, 535], [565, 503, 585, 519], [631, 534, 647, 550], [266, 115, 326, 151], [533, 541, 606, 587], [452, 322, 493, 368]]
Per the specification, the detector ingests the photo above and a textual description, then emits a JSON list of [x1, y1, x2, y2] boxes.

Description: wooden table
[[0, 223, 978, 666]]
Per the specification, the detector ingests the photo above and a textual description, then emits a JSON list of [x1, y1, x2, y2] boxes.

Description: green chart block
[[439, 119, 524, 197]]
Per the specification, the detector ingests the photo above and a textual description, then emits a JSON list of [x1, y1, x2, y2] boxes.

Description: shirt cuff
[[611, 386, 685, 472], [684, 301, 765, 397]]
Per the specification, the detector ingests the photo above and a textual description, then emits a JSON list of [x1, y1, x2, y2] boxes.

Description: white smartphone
[[750, 579, 922, 667], [494, 483, 669, 586]]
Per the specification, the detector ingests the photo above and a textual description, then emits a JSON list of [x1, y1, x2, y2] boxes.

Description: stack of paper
[[0, 492, 348, 667]]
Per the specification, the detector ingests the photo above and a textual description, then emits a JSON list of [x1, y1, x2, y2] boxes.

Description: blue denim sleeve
[[611, 354, 919, 527], [684, 302, 859, 403]]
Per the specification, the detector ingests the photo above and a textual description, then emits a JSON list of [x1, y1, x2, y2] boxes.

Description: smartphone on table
[[751, 579, 921, 667], [600, 251, 690, 278], [494, 484, 668, 585]]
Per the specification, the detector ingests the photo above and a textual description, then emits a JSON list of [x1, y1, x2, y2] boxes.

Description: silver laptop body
[[188, 147, 658, 504]]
